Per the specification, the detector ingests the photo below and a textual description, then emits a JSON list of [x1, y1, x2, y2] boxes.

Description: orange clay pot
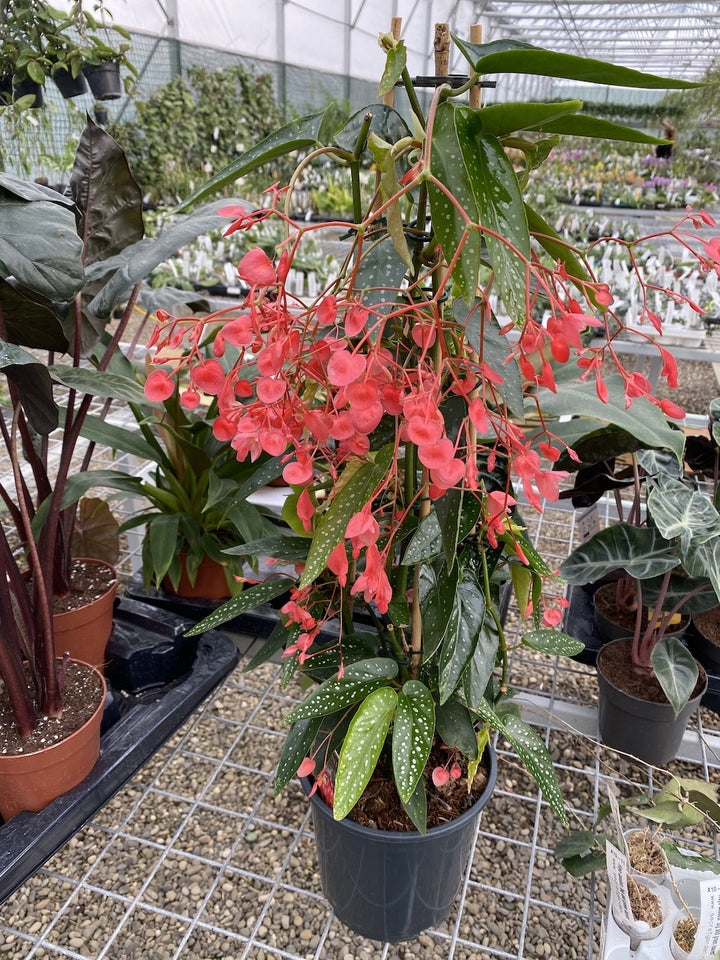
[[0, 661, 106, 821], [53, 559, 117, 670], [164, 554, 232, 601]]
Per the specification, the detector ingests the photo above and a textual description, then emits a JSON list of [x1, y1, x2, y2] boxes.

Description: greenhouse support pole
[[276, 0, 287, 115], [166, 0, 181, 77]]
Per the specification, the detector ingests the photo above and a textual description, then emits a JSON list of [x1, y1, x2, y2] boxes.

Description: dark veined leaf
[[48, 365, 148, 403], [463, 616, 499, 710], [0, 344, 58, 434], [650, 637, 700, 718], [453, 36, 710, 90], [392, 681, 435, 803], [647, 474, 720, 555], [438, 573, 486, 704], [184, 577, 296, 635], [560, 523, 677, 585], [334, 687, 398, 820], [284, 658, 398, 725]]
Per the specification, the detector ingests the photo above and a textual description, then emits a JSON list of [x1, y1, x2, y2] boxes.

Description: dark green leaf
[[0, 345, 58, 434], [403, 511, 443, 565], [561, 523, 677, 584], [439, 574, 486, 704], [48, 365, 148, 403], [274, 717, 322, 795], [185, 577, 296, 635], [475, 100, 583, 138], [463, 617, 499, 710], [244, 621, 299, 672], [650, 637, 699, 718], [284, 658, 398, 724], [435, 698, 478, 759], [522, 630, 584, 657], [392, 681, 435, 803], [400, 774, 428, 835], [421, 566, 459, 662], [175, 111, 329, 211], [333, 104, 410, 154], [524, 204, 590, 284], [458, 301, 525, 417], [453, 36, 710, 89], [223, 535, 308, 562]]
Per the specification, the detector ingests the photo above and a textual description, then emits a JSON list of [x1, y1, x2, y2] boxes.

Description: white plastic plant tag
[[606, 786, 628, 856], [607, 841, 634, 930], [689, 877, 720, 959], [578, 505, 601, 543]]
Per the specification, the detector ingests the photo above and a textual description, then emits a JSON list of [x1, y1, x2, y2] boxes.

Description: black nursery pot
[[12, 78, 44, 108], [597, 639, 707, 766], [302, 744, 497, 942], [83, 62, 122, 100], [53, 70, 88, 99]]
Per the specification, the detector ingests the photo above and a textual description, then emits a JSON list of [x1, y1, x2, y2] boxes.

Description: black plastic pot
[[52, 70, 88, 99], [0, 75, 12, 105], [597, 638, 707, 765], [688, 606, 720, 674], [593, 582, 689, 645], [12, 78, 44, 108], [302, 744, 497, 942], [0, 597, 239, 904], [83, 61, 122, 100]]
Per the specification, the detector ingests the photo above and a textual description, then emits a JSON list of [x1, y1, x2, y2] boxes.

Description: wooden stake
[[434, 22, 450, 77], [383, 16, 403, 107], [469, 23, 482, 109]]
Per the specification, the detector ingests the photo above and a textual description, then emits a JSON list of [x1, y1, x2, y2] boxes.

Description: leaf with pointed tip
[[244, 621, 299, 673], [647, 475, 720, 554], [560, 523, 677, 584], [452, 36, 710, 90], [435, 698, 478, 759], [0, 344, 58, 434], [333, 104, 410, 155], [522, 629, 584, 658], [458, 300, 524, 417], [439, 573, 486, 704], [392, 681, 435, 803], [477, 699, 567, 824], [463, 617, 499, 710], [421, 566, 459, 662], [377, 41, 407, 97], [524, 203, 590, 284], [430, 101, 530, 314], [185, 578, 296, 635], [403, 511, 443, 565], [274, 717, 323, 795], [475, 100, 583, 137], [400, 773, 428, 835], [284, 658, 398, 725], [650, 637, 699, 718], [49, 365, 148, 403], [368, 133, 413, 271], [334, 686, 398, 820], [175, 111, 331, 211]]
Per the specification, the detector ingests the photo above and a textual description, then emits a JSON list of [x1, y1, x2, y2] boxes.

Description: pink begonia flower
[[145, 368, 175, 402], [327, 542, 349, 587], [256, 378, 287, 403], [192, 359, 225, 395], [327, 349, 366, 386], [180, 388, 200, 410], [297, 757, 315, 778], [283, 459, 314, 485], [542, 607, 563, 628], [345, 304, 368, 337], [237, 247, 276, 286], [317, 295, 338, 326], [432, 766, 450, 787]]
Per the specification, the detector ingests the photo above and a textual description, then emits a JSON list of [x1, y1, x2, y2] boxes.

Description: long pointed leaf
[[334, 687, 398, 821], [392, 681, 435, 803], [185, 577, 296, 635], [284, 658, 398, 725], [650, 637, 699, 718]]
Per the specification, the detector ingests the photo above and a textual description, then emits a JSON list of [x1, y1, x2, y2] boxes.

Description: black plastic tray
[[0, 597, 239, 904]]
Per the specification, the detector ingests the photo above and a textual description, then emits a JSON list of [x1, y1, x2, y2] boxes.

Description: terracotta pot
[[163, 554, 232, 601], [53, 559, 117, 670], [0, 662, 106, 821]]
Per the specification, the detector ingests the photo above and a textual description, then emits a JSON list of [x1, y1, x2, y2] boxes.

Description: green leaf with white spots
[[403, 511, 443, 565], [300, 455, 389, 588], [274, 717, 322, 795], [502, 531, 560, 579], [368, 133, 413, 271], [476, 699, 567, 824], [392, 681, 435, 803], [522, 630, 584, 658], [439, 574, 486, 704], [429, 100, 530, 313], [435, 698, 479, 760], [421, 565, 459, 662], [400, 773, 428, 835], [284, 658, 398, 724], [377, 39, 407, 97], [184, 578, 296, 635], [463, 617, 499, 709], [334, 687, 398, 820]]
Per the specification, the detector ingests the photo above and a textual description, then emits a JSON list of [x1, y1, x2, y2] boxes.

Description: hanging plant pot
[[301, 744, 497, 942], [93, 104, 109, 125], [597, 639, 707, 765], [0, 661, 105, 822], [82, 62, 122, 100], [52, 558, 117, 670], [52, 69, 88, 99], [12, 78, 44, 108], [0, 75, 12, 105]]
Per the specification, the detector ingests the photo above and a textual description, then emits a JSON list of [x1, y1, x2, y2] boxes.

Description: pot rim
[[0, 660, 106, 761], [301, 741, 497, 842], [597, 637, 708, 707]]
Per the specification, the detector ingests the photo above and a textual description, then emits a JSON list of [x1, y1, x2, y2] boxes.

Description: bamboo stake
[[382, 16, 403, 108], [433, 22, 450, 77], [469, 23, 482, 108]]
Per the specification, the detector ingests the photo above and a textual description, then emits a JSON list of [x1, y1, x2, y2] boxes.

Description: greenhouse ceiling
[[79, 1, 720, 91]]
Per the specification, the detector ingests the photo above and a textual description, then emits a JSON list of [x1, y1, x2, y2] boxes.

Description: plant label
[[577, 505, 600, 543], [690, 877, 720, 959], [606, 841, 634, 930]]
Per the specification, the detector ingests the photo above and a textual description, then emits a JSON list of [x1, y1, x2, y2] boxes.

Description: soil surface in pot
[[51, 559, 116, 614], [595, 583, 689, 634], [627, 830, 666, 875], [674, 916, 698, 952], [628, 879, 663, 926], [694, 606, 720, 646], [599, 639, 705, 704], [0, 662, 103, 756], [347, 743, 490, 832]]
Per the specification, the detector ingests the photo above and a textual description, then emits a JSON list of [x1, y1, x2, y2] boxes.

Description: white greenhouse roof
[[60, 1, 720, 92]]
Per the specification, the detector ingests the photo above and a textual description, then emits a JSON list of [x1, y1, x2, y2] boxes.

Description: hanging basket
[[12, 78, 44, 108], [82, 62, 122, 101], [53, 69, 88, 99]]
